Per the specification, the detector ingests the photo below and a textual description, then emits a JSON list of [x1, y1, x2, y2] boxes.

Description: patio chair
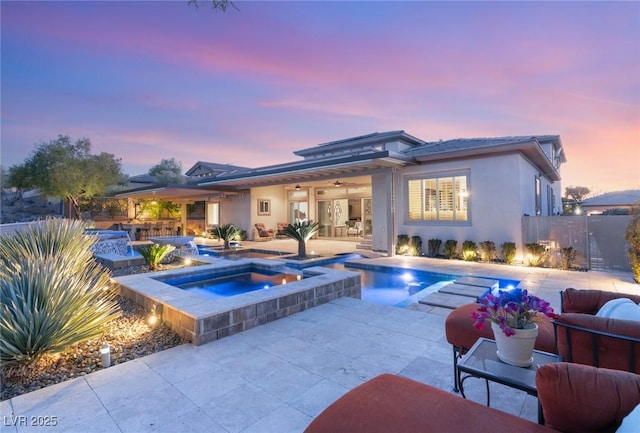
[[347, 221, 363, 237], [553, 288, 640, 373], [254, 223, 274, 241], [152, 222, 163, 236], [276, 222, 289, 239]]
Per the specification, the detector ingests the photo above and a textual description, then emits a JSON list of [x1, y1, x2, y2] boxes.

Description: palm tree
[[216, 223, 240, 249], [282, 220, 320, 258]]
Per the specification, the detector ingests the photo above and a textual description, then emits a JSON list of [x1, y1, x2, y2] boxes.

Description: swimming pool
[[282, 253, 520, 307]]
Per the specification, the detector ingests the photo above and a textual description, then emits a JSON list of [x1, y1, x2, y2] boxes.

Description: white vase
[[491, 321, 538, 367]]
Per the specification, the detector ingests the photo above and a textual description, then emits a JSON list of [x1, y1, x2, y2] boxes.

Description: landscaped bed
[[1, 262, 191, 401]]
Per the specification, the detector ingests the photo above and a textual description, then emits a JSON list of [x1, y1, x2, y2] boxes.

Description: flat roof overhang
[[115, 151, 415, 200], [114, 184, 237, 202], [198, 150, 415, 188]]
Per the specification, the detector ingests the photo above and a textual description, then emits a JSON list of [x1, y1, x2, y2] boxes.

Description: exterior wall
[[371, 170, 394, 253], [250, 186, 288, 239], [221, 194, 251, 236], [517, 157, 563, 217], [396, 154, 527, 255]]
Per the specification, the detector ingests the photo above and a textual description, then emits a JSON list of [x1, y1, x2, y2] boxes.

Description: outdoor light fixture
[[100, 343, 111, 368], [148, 303, 163, 327], [295, 184, 301, 191]]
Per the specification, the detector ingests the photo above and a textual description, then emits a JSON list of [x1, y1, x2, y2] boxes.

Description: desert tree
[[149, 158, 186, 185], [188, 0, 236, 11], [6, 135, 125, 219]]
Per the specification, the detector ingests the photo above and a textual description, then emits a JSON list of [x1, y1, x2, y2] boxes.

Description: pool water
[[334, 263, 458, 306], [196, 246, 285, 260], [159, 269, 302, 300], [187, 249, 520, 307]]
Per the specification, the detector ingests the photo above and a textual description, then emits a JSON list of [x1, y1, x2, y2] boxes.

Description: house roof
[[294, 130, 425, 158], [184, 161, 251, 178], [581, 190, 640, 207], [116, 130, 566, 198], [198, 150, 415, 189], [115, 183, 233, 202], [405, 135, 564, 181], [197, 131, 419, 188]]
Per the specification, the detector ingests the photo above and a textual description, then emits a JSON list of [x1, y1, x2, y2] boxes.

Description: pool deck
[[2, 239, 638, 433]]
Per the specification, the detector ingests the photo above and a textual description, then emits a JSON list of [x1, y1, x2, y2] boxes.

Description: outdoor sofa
[[304, 363, 640, 433], [445, 288, 640, 391]]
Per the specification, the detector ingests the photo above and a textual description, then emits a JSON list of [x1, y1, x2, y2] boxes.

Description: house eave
[[197, 151, 416, 188], [413, 140, 562, 182]]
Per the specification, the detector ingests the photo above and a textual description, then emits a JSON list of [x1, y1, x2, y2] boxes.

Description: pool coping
[[112, 255, 361, 345]]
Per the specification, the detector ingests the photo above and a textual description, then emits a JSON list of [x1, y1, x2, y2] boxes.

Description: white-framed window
[[535, 176, 542, 216], [408, 174, 469, 222]]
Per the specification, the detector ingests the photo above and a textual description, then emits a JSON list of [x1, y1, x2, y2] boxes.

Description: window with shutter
[[406, 173, 469, 223]]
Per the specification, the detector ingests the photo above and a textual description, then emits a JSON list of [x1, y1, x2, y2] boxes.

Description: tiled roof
[[582, 190, 640, 207], [404, 135, 552, 157]]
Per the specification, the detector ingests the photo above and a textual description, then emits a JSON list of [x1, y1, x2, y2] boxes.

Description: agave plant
[[136, 243, 176, 270], [0, 218, 120, 364], [282, 220, 320, 258], [216, 224, 241, 249]]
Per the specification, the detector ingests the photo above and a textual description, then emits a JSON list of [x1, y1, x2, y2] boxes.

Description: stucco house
[[117, 130, 566, 260]]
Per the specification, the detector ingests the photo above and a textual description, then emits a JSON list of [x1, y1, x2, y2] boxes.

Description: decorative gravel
[[0, 262, 190, 401]]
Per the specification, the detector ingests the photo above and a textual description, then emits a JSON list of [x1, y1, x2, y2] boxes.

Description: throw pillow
[[617, 403, 640, 433], [596, 298, 640, 321]]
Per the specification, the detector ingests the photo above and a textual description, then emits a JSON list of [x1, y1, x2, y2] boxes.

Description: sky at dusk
[[1, 1, 639, 195]]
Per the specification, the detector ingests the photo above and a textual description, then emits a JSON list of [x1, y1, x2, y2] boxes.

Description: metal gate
[[522, 215, 631, 271]]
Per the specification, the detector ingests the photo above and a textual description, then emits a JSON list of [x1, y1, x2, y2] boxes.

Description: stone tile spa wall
[[112, 259, 361, 345]]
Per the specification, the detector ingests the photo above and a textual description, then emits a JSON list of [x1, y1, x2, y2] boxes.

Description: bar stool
[[164, 221, 175, 236], [141, 223, 151, 240]]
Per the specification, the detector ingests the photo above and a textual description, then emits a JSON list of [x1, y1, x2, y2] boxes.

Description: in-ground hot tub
[[154, 265, 303, 300], [112, 256, 361, 345]]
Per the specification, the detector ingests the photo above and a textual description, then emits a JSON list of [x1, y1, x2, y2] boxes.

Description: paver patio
[[1, 239, 637, 433]]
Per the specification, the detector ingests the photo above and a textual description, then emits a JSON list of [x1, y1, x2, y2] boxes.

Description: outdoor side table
[[457, 337, 561, 424]]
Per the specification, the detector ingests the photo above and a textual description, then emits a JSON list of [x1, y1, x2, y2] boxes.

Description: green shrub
[[560, 246, 577, 270], [603, 208, 631, 215], [478, 241, 497, 262], [625, 204, 640, 283], [411, 236, 423, 256], [461, 240, 477, 261], [427, 238, 442, 258], [501, 242, 517, 265], [136, 243, 176, 270], [396, 235, 410, 255], [525, 243, 547, 267], [443, 240, 458, 259], [282, 220, 320, 258], [216, 223, 241, 249], [0, 218, 120, 364], [396, 235, 422, 256]]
